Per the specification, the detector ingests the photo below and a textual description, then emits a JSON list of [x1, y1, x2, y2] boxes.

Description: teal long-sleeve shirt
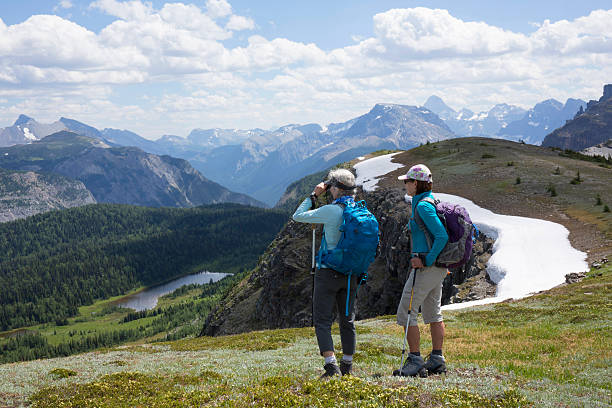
[[409, 191, 449, 266], [292, 197, 343, 251]]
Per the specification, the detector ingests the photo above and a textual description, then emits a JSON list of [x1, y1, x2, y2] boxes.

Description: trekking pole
[[399, 268, 417, 374], [311, 224, 316, 327]]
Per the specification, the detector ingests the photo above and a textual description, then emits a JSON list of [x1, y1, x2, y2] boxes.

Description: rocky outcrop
[[0, 169, 95, 222], [202, 187, 495, 336], [542, 85, 612, 151], [601, 85, 612, 102]]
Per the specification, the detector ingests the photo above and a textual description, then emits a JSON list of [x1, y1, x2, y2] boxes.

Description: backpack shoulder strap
[[413, 197, 437, 251]]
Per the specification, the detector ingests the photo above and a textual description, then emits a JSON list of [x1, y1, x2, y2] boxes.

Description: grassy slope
[[1, 263, 609, 407]]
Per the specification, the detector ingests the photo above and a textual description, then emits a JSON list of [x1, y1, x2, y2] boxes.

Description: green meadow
[[1, 262, 609, 407]]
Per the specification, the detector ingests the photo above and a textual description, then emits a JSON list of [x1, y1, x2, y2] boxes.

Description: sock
[[341, 355, 353, 363], [432, 349, 443, 356], [324, 355, 337, 365], [410, 351, 420, 356]]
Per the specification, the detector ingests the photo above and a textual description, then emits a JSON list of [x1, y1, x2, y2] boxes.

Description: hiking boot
[[395, 354, 427, 377], [320, 363, 341, 378], [424, 353, 446, 375], [339, 360, 352, 376]]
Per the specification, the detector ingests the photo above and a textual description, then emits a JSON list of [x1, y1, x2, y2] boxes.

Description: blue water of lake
[[116, 271, 229, 311]]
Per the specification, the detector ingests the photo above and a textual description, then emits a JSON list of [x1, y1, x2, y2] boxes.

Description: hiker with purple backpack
[[394, 164, 450, 377]]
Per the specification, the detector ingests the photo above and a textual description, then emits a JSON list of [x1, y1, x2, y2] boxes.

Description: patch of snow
[[354, 153, 403, 192], [427, 193, 588, 310], [319, 126, 328, 133], [375, 115, 382, 120], [4, 153, 8, 156], [581, 143, 612, 158], [468, 112, 487, 121], [353, 157, 588, 309], [22, 127, 36, 141], [357, 156, 365, 160]]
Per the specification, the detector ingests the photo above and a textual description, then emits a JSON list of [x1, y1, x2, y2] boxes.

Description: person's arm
[[417, 203, 449, 266], [292, 200, 340, 224]]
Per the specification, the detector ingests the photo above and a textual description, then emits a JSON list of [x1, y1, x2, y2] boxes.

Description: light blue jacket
[[292, 197, 343, 268], [409, 191, 449, 266]]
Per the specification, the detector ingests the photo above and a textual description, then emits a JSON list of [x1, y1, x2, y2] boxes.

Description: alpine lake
[[115, 271, 229, 311]]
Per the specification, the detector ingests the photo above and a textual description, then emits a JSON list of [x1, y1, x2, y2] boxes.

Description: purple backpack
[[413, 197, 476, 269]]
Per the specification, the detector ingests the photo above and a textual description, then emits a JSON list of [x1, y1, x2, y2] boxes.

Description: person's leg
[[313, 269, 338, 364], [336, 275, 357, 375], [397, 269, 428, 353], [421, 266, 448, 374], [396, 269, 430, 376], [407, 325, 420, 353], [430, 321, 445, 350], [336, 275, 357, 355], [421, 266, 448, 352]]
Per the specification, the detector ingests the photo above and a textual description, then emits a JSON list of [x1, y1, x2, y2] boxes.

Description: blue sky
[[0, 0, 611, 138]]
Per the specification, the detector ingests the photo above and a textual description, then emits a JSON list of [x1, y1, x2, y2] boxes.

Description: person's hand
[[313, 182, 326, 197], [410, 257, 424, 269]]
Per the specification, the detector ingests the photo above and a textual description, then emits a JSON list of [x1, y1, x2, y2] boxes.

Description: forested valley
[[0, 203, 288, 332]]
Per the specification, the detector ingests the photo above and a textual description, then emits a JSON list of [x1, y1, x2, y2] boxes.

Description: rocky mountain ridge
[[424, 96, 527, 138], [0, 104, 455, 206], [0, 168, 95, 222], [0, 131, 264, 209], [542, 84, 612, 151], [192, 104, 455, 205], [498, 98, 586, 144], [424, 95, 586, 145]]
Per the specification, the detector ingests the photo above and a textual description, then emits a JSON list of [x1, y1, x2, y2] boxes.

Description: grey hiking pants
[[313, 268, 359, 356]]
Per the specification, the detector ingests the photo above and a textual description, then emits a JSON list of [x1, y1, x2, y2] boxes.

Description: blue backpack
[[319, 196, 379, 314]]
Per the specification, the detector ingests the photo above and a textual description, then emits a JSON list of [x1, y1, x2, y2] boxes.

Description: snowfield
[[354, 153, 589, 310], [354, 153, 404, 192]]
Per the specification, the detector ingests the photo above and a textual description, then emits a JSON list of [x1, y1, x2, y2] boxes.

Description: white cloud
[[530, 9, 612, 55], [368, 8, 529, 58], [226, 15, 254, 31], [54, 0, 74, 11], [206, 0, 232, 19], [158, 3, 229, 39], [1, 4, 611, 136], [0, 15, 108, 68], [89, 0, 154, 21], [224, 35, 326, 70]]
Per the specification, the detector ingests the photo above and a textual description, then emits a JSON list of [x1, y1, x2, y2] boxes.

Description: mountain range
[[0, 104, 455, 206], [0, 90, 595, 207], [424, 95, 586, 144], [0, 131, 263, 219], [542, 84, 612, 151]]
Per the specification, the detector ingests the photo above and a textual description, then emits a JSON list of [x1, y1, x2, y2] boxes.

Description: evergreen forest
[[0, 203, 288, 331]]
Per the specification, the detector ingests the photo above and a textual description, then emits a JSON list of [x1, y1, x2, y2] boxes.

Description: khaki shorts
[[396, 265, 448, 327]]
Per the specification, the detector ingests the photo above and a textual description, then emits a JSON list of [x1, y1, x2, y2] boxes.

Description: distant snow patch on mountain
[[22, 127, 36, 141]]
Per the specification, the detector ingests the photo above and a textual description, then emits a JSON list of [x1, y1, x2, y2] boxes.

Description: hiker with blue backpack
[[394, 164, 450, 378], [292, 169, 379, 378]]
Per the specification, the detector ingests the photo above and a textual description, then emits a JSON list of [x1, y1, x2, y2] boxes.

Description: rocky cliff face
[[202, 187, 494, 336], [542, 85, 612, 151], [0, 169, 95, 222]]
